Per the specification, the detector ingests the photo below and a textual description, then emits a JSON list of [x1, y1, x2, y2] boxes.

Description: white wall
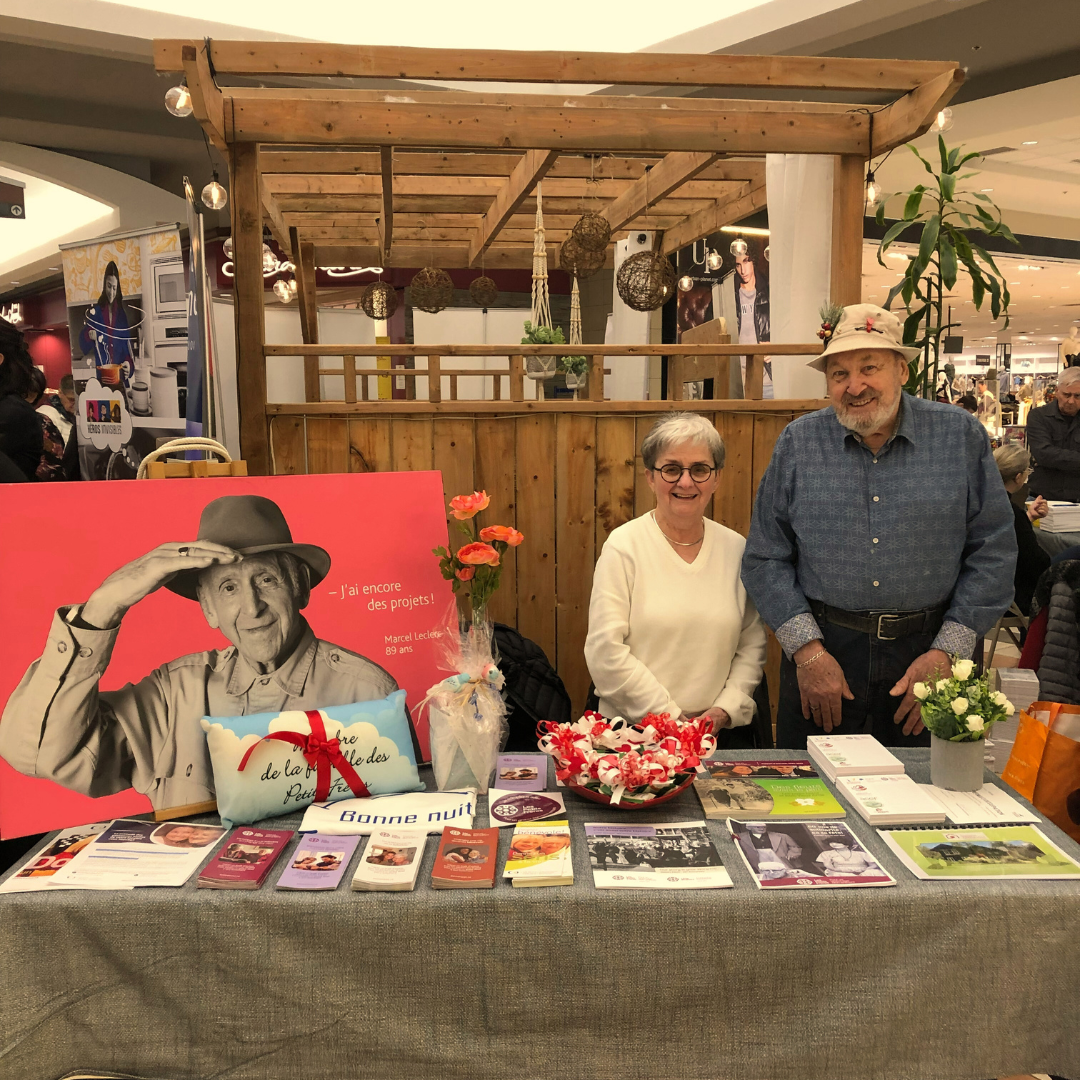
[[605, 232, 655, 400]]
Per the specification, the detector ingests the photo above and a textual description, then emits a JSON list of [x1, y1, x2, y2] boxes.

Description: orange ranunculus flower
[[479, 525, 524, 547], [449, 490, 490, 520], [455, 566, 475, 581], [457, 542, 500, 567]]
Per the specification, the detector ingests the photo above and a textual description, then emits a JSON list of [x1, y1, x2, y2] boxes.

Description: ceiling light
[[201, 174, 228, 210], [980, 188, 994, 193], [729, 237, 748, 257], [886, 252, 909, 260], [1022, 140, 1038, 145], [273, 279, 291, 303], [677, 274, 694, 292], [719, 225, 769, 237], [929, 108, 954, 134], [706, 250, 722, 271], [865, 174, 880, 208], [223, 236, 234, 259], [165, 83, 193, 118]]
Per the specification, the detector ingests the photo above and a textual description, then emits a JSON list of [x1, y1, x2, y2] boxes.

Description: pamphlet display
[[835, 775, 947, 826], [350, 830, 426, 892], [273, 835, 362, 890], [0, 824, 106, 893], [431, 826, 499, 889], [503, 821, 573, 887], [878, 825, 1080, 880], [728, 820, 896, 890], [694, 759, 845, 820], [487, 789, 566, 826], [299, 790, 476, 835], [197, 827, 293, 890], [493, 754, 548, 791], [807, 735, 904, 782], [916, 783, 1040, 825], [584, 821, 732, 889]]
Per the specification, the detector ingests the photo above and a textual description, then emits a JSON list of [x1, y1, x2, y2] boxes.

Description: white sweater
[[584, 513, 768, 726]]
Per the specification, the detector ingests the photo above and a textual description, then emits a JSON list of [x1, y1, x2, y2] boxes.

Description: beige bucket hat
[[808, 303, 922, 372]]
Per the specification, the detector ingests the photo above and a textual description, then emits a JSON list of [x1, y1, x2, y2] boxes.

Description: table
[[2, 750, 1079, 1080]]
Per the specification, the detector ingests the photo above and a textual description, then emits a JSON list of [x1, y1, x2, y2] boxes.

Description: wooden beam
[[260, 178, 289, 250], [226, 94, 868, 155], [265, 342, 819, 356], [265, 398, 825, 415], [872, 68, 965, 156], [378, 146, 393, 261], [290, 227, 321, 398], [180, 42, 225, 152], [154, 40, 958, 93], [229, 141, 270, 475], [312, 242, 576, 270], [600, 152, 719, 233], [469, 149, 558, 266], [830, 154, 866, 307], [659, 179, 769, 255], [282, 210, 688, 231]]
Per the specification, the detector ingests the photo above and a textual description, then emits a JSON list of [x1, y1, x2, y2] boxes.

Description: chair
[[986, 602, 1029, 669]]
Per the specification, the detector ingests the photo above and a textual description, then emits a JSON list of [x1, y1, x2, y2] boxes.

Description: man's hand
[[793, 640, 854, 733], [889, 649, 950, 736], [81, 542, 239, 630], [1027, 496, 1049, 521], [690, 707, 731, 730]]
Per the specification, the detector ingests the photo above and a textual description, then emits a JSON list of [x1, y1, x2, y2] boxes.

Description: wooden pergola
[[154, 41, 964, 474]]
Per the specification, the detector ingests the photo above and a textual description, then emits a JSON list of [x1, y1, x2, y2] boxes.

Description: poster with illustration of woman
[[79, 260, 135, 389]]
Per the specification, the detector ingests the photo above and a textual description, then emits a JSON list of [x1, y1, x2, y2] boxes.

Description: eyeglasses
[[655, 463, 717, 483]]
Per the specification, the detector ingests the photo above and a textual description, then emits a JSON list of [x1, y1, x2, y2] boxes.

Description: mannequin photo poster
[[0, 472, 452, 839]]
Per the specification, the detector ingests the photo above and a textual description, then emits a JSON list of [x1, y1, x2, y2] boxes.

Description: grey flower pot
[[930, 734, 985, 791]]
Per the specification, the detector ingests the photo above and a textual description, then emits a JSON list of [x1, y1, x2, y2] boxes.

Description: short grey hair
[[993, 442, 1030, 483], [640, 413, 725, 471], [1058, 367, 1080, 390]]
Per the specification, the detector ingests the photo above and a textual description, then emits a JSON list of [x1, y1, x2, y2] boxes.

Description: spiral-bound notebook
[[878, 825, 1080, 880]]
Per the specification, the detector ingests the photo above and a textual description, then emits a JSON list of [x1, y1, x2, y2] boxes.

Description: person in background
[[0, 317, 43, 481], [1027, 366, 1080, 504], [37, 373, 79, 481], [958, 394, 978, 415], [585, 413, 767, 741], [25, 367, 46, 409], [742, 304, 1016, 751], [994, 443, 1051, 618]]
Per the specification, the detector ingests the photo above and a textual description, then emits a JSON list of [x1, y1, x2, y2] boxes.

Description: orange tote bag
[[1002, 702, 1080, 843]]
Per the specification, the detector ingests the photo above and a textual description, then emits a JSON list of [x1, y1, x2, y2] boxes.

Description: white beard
[[833, 387, 901, 435]]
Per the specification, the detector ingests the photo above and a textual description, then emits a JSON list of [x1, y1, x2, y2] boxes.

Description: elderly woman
[[994, 443, 1050, 617], [584, 413, 767, 734]]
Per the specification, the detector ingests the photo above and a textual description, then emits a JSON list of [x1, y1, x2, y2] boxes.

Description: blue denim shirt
[[740, 394, 1017, 660]]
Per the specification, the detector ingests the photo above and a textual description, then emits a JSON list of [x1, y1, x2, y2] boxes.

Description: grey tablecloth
[[2, 750, 1078, 1080]]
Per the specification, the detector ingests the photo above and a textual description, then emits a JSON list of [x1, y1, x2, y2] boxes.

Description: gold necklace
[[652, 511, 703, 547]]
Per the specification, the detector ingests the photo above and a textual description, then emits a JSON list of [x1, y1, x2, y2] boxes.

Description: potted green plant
[[876, 136, 1019, 398], [521, 320, 561, 380], [914, 656, 1015, 791], [560, 353, 588, 389]]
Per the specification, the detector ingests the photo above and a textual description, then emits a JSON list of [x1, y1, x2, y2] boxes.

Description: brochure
[[431, 826, 500, 889], [835, 774, 947, 826], [299, 789, 476, 834], [487, 789, 566, 827], [197, 828, 294, 890], [349, 830, 426, 892], [584, 820, 732, 889], [728, 820, 896, 889], [494, 753, 548, 791], [276, 834, 362, 890], [503, 821, 573, 887], [916, 784, 1040, 826], [694, 759, 845, 820], [48, 819, 227, 890], [878, 825, 1080, 880], [0, 824, 107, 893], [807, 735, 904, 781]]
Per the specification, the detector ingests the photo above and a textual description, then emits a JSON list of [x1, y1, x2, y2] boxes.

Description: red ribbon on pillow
[[237, 709, 371, 802]]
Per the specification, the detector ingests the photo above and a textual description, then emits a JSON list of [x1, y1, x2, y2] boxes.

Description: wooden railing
[[262, 342, 824, 411]]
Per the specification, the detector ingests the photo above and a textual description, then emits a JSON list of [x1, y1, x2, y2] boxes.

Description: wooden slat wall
[[269, 408, 813, 716]]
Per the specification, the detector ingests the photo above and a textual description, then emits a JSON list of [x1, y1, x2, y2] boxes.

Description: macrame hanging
[[527, 182, 557, 381], [565, 275, 585, 393], [360, 280, 398, 321]]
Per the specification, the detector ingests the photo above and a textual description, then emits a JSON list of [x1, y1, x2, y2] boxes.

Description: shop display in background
[[59, 224, 187, 480]]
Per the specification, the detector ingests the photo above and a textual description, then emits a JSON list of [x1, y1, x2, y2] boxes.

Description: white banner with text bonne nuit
[[299, 790, 476, 834]]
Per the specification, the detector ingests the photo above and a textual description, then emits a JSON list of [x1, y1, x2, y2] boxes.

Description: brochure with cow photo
[[584, 821, 732, 889], [694, 759, 846, 821], [728, 820, 895, 890]]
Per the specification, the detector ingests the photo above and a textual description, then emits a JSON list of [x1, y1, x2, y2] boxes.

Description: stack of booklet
[[835, 775, 946, 826], [431, 826, 499, 889], [694, 759, 846, 820], [276, 835, 361, 891], [807, 735, 904, 782], [350, 829, 427, 892], [502, 821, 573, 887], [1038, 502, 1080, 533], [198, 827, 293, 890]]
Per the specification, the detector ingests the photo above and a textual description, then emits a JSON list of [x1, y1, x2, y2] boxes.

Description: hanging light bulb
[[729, 237, 748, 257], [865, 171, 880, 208], [764, 245, 770, 262], [222, 236, 234, 260], [706, 249, 722, 271], [678, 274, 695, 292], [262, 243, 278, 274], [164, 83, 193, 118], [273, 279, 291, 303], [286, 277, 298, 299], [929, 107, 954, 134], [201, 173, 228, 210]]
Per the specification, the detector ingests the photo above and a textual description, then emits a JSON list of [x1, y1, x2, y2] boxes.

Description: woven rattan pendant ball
[[559, 237, 605, 280], [571, 212, 611, 253], [410, 267, 455, 314], [616, 251, 676, 311], [359, 281, 398, 321], [469, 275, 499, 307]]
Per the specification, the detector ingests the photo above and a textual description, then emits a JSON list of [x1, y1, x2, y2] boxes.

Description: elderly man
[[0, 494, 396, 810], [741, 304, 1016, 750], [1027, 367, 1080, 553]]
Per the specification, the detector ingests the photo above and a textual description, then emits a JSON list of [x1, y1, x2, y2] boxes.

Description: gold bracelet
[[796, 649, 827, 669]]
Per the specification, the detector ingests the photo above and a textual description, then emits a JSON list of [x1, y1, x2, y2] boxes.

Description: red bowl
[[564, 772, 696, 809]]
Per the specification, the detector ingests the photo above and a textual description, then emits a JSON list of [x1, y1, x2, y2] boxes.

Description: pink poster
[[0, 472, 452, 839]]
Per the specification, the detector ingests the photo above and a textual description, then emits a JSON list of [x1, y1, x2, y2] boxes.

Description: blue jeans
[[776, 621, 935, 752]]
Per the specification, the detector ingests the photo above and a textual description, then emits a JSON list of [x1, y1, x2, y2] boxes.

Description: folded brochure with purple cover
[[276, 834, 362, 890]]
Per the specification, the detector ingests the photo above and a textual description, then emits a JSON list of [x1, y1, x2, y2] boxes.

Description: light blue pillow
[[202, 690, 424, 827]]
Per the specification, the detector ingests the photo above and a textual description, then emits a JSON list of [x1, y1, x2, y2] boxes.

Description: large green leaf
[[912, 214, 940, 282], [947, 146, 961, 170], [938, 135, 949, 173], [957, 151, 982, 167], [877, 218, 913, 264], [970, 271, 985, 310], [909, 143, 935, 175], [939, 233, 958, 289], [939, 172, 957, 202], [875, 202, 887, 226], [903, 189, 925, 221], [904, 305, 929, 345], [884, 279, 907, 310]]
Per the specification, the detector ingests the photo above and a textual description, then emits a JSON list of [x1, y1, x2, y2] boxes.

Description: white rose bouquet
[[913, 657, 1014, 742]]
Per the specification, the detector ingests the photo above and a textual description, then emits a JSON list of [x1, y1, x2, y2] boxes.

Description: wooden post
[[588, 353, 605, 401], [428, 355, 442, 403], [491, 371, 502, 400], [229, 142, 270, 474], [343, 355, 357, 403], [449, 374, 458, 401], [830, 154, 866, 307], [509, 355, 524, 402], [293, 236, 321, 401]]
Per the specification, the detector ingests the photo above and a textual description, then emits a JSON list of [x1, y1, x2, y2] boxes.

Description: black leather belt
[[809, 600, 947, 641]]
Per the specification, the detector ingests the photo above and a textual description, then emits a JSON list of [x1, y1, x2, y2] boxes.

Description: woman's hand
[[1027, 496, 1049, 521], [689, 707, 731, 730]]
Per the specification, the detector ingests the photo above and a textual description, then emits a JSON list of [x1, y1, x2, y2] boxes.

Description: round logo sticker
[[489, 792, 563, 824]]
